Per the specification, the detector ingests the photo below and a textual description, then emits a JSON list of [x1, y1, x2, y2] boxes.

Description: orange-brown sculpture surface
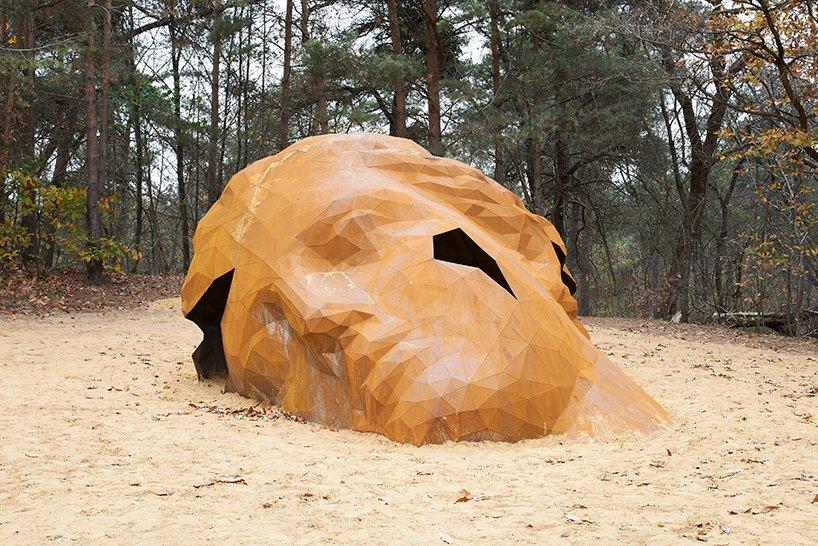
[[181, 133, 669, 445]]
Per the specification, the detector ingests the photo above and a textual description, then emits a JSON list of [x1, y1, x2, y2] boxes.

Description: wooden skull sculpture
[[181, 133, 668, 445]]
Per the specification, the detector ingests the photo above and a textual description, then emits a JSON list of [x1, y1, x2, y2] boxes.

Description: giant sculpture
[[181, 133, 668, 445]]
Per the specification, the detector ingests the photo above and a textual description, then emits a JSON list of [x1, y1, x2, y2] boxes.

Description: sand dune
[[1, 299, 815, 544]]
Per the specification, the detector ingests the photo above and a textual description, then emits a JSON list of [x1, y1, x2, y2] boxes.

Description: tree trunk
[[0, 13, 12, 224], [664, 52, 732, 321], [423, 0, 442, 155], [526, 137, 544, 215], [594, 212, 619, 314], [41, 109, 77, 271], [567, 200, 592, 315], [132, 91, 144, 273], [667, 81, 730, 320], [128, 6, 145, 273], [300, 0, 309, 41], [488, 0, 504, 185], [205, 0, 224, 206], [714, 160, 742, 311], [85, 0, 104, 285], [525, 0, 546, 214], [98, 0, 112, 206], [242, 11, 251, 163], [314, 73, 328, 134], [146, 151, 158, 272], [660, 94, 684, 200], [386, 0, 407, 137], [278, 0, 293, 150], [127, 6, 144, 273], [299, 0, 328, 135], [19, 1, 37, 263], [552, 131, 569, 236], [235, 16, 244, 173], [170, 22, 191, 269], [218, 46, 230, 190], [261, 2, 268, 115], [193, 81, 202, 223]]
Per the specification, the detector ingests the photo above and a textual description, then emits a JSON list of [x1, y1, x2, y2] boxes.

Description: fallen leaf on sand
[[193, 475, 247, 488], [564, 512, 595, 524], [750, 505, 779, 515], [526, 522, 553, 530], [217, 475, 247, 484], [438, 529, 454, 544], [812, 494, 818, 504], [455, 489, 472, 503]]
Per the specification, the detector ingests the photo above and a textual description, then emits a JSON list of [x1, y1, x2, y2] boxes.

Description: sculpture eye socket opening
[[550, 242, 577, 295], [185, 269, 234, 380], [433, 228, 516, 298]]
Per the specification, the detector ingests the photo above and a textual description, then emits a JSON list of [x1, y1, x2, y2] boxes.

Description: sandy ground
[[1, 300, 816, 545]]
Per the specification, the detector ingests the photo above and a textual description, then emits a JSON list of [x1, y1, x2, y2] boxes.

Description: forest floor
[[0, 270, 182, 315], [0, 292, 816, 544]]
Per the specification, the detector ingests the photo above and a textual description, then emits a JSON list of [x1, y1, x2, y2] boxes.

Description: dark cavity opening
[[185, 269, 234, 380], [433, 228, 515, 298], [551, 242, 577, 295]]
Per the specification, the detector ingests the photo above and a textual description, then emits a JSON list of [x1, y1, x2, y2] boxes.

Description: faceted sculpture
[[182, 133, 668, 445]]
